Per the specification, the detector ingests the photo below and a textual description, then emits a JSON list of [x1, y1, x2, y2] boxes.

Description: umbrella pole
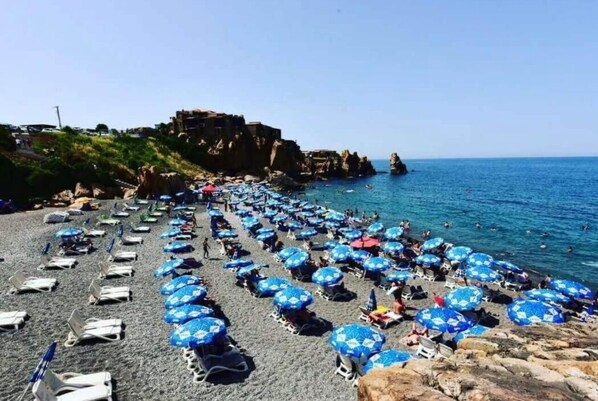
[[17, 383, 32, 401]]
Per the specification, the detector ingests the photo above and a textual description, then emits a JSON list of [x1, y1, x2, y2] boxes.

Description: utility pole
[[53, 106, 62, 129]]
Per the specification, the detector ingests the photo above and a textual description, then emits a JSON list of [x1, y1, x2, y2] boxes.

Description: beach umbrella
[[524, 289, 571, 304], [201, 184, 219, 194], [366, 222, 385, 235], [234, 209, 250, 217], [164, 305, 214, 324], [363, 257, 392, 273], [350, 249, 371, 264], [298, 211, 315, 218], [159, 195, 172, 201], [324, 221, 341, 230], [154, 259, 185, 278], [467, 253, 495, 268], [161, 275, 202, 295], [276, 247, 301, 261], [297, 228, 318, 238], [415, 307, 473, 333], [285, 221, 303, 231], [208, 209, 223, 218], [170, 317, 226, 348], [328, 324, 386, 360], [363, 350, 412, 374], [302, 204, 315, 211], [242, 217, 260, 228], [465, 266, 501, 282], [164, 285, 207, 308], [312, 267, 344, 286], [263, 210, 277, 218], [235, 265, 264, 280], [54, 227, 83, 238], [272, 214, 287, 223], [168, 218, 187, 226], [445, 246, 473, 262], [223, 259, 253, 269], [284, 251, 310, 270], [116, 224, 124, 238], [382, 242, 404, 254], [495, 260, 523, 274], [273, 287, 314, 310], [325, 212, 346, 222], [343, 229, 363, 241], [422, 237, 445, 251], [383, 227, 404, 240], [329, 245, 352, 263], [322, 240, 339, 250], [445, 286, 484, 311], [160, 228, 182, 239], [307, 217, 324, 226], [256, 227, 275, 234], [385, 271, 413, 283], [256, 232, 275, 241], [550, 279, 595, 300], [507, 299, 565, 326], [257, 277, 291, 297], [163, 241, 193, 253], [453, 325, 490, 343], [350, 237, 380, 249], [217, 230, 238, 238], [20, 341, 58, 400], [415, 254, 442, 267], [366, 289, 377, 312]]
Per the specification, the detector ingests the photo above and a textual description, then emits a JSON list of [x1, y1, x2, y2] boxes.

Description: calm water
[[303, 157, 598, 289]]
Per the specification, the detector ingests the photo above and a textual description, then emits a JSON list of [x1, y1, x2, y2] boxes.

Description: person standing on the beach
[[224, 198, 228, 212], [203, 238, 211, 259]]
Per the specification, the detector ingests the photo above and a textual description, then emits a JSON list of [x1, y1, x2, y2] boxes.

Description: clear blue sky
[[2, 1, 597, 159]]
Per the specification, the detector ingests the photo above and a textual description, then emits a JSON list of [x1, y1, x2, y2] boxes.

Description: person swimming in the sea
[[582, 224, 591, 231], [526, 228, 532, 234], [490, 224, 497, 232], [541, 232, 549, 237], [443, 221, 451, 228], [475, 222, 482, 229], [567, 245, 573, 253], [540, 242, 547, 249]]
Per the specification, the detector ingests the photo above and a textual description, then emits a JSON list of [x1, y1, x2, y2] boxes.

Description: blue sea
[[303, 157, 598, 289]]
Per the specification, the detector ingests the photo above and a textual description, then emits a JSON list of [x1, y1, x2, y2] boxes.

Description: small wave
[[581, 261, 598, 268]]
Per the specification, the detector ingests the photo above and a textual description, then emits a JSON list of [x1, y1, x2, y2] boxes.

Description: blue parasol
[[415, 307, 473, 333], [495, 260, 523, 274], [154, 259, 185, 278], [163, 241, 193, 253], [284, 251, 310, 270], [465, 265, 501, 282], [467, 253, 495, 268], [454, 325, 490, 343], [363, 257, 392, 272], [385, 271, 413, 282], [363, 350, 412, 374], [445, 246, 473, 262], [217, 230, 238, 238], [366, 222, 385, 235], [160, 228, 182, 239], [164, 285, 207, 308], [382, 241, 405, 254], [524, 289, 571, 304], [160, 275, 202, 295], [257, 277, 292, 297], [273, 287, 314, 310], [415, 254, 442, 267], [383, 227, 404, 240], [169, 317, 226, 347], [328, 324, 385, 360], [422, 237, 444, 251], [329, 245, 352, 263], [507, 299, 565, 326], [550, 279, 595, 300], [350, 250, 371, 264], [276, 247, 302, 261], [223, 259, 253, 269], [312, 267, 344, 286], [366, 288, 377, 311], [164, 305, 214, 324], [445, 286, 484, 311], [54, 227, 83, 238]]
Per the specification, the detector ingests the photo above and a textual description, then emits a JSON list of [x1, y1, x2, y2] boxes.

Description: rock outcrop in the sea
[[136, 165, 186, 197], [303, 149, 376, 179], [358, 322, 598, 401], [389, 152, 408, 175]]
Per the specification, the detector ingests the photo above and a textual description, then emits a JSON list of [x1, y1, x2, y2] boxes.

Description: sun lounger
[[320, 284, 352, 301], [0, 315, 25, 331], [286, 316, 325, 335], [98, 262, 133, 279], [417, 337, 437, 360], [334, 354, 356, 381], [401, 285, 427, 300], [130, 223, 151, 233], [436, 343, 454, 359], [39, 254, 78, 270], [97, 216, 120, 226], [110, 210, 129, 218], [120, 235, 143, 245], [0, 310, 27, 319], [123, 203, 140, 212], [423, 268, 439, 282], [148, 211, 163, 217], [64, 314, 123, 347], [43, 370, 112, 395], [190, 349, 248, 383], [444, 276, 461, 289], [134, 198, 149, 205], [107, 249, 137, 262], [32, 380, 112, 401], [286, 230, 296, 240], [414, 266, 426, 278], [70, 310, 122, 330], [8, 272, 57, 295], [88, 281, 131, 305], [83, 228, 106, 238], [140, 215, 158, 223], [368, 310, 404, 329], [58, 242, 93, 256]]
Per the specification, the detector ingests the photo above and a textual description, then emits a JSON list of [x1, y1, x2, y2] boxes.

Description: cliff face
[[390, 152, 408, 175], [358, 323, 598, 401], [303, 149, 376, 179]]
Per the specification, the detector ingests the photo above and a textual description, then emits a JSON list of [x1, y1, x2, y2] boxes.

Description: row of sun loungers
[[183, 343, 249, 383]]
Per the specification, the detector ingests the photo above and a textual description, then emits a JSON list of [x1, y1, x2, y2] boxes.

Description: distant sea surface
[[303, 157, 598, 289]]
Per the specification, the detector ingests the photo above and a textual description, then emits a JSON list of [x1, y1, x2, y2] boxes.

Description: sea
[[302, 157, 598, 289]]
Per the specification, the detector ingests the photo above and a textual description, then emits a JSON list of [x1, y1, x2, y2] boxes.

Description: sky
[[1, 1, 598, 159]]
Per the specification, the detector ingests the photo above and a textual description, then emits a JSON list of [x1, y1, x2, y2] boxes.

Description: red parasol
[[201, 184, 219, 193], [350, 236, 380, 249]]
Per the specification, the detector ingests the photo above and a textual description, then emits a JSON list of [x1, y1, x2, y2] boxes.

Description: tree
[[62, 126, 76, 135], [0, 126, 16, 151], [95, 123, 108, 131]]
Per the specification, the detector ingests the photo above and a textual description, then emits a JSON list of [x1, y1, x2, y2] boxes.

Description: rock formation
[[389, 152, 408, 175], [358, 322, 598, 401], [136, 165, 186, 197], [303, 149, 376, 179]]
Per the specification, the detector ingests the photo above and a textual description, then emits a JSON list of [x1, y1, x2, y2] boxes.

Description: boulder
[[136, 165, 186, 197], [51, 190, 73, 204], [389, 152, 408, 175], [122, 188, 137, 200], [266, 170, 304, 191], [74, 182, 93, 198]]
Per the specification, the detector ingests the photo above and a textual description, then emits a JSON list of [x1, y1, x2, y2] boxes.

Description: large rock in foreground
[[136, 165, 186, 197]]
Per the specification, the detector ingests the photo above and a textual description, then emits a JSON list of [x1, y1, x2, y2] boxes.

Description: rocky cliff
[[390, 152, 408, 175], [358, 322, 598, 401], [303, 149, 376, 179]]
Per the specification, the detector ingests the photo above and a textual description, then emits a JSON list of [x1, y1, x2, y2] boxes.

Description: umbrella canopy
[[366, 289, 377, 311], [465, 266, 501, 282], [217, 230, 238, 239], [263, 210, 277, 218], [525, 289, 571, 304], [445, 286, 484, 311], [159, 195, 172, 201], [273, 287, 314, 310], [160, 228, 182, 239], [201, 184, 219, 193], [256, 232, 275, 241], [385, 271, 413, 282], [328, 324, 386, 360], [382, 242, 405, 254], [495, 260, 523, 274], [350, 237, 380, 249], [164, 285, 208, 308], [223, 259, 253, 269], [169, 218, 187, 226], [467, 253, 495, 268], [285, 221, 303, 231], [366, 222, 385, 235], [415, 307, 473, 333], [307, 217, 324, 226], [343, 229, 363, 241], [363, 350, 412, 374], [272, 214, 288, 223], [329, 245, 352, 263], [507, 299, 565, 326], [454, 325, 490, 343], [422, 237, 445, 251], [234, 209, 250, 217], [164, 305, 214, 324], [325, 212, 346, 222], [445, 246, 473, 262], [160, 275, 202, 295], [323, 240, 340, 250], [242, 217, 260, 228], [208, 210, 224, 218], [235, 265, 264, 280], [350, 249, 371, 263], [312, 267, 344, 286], [257, 277, 291, 297], [550, 279, 595, 300], [163, 241, 193, 253], [256, 227, 275, 234], [276, 247, 301, 261], [170, 317, 226, 347], [28, 341, 57, 383], [284, 251, 310, 270], [154, 259, 185, 278], [363, 257, 392, 272], [296, 228, 318, 238], [383, 227, 404, 240], [415, 254, 442, 267], [54, 228, 83, 238]]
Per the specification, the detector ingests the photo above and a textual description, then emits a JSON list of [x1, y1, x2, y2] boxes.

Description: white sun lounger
[[0, 316, 25, 331], [8, 272, 57, 295], [32, 377, 112, 400], [123, 203, 140, 212], [0, 310, 28, 319], [70, 310, 122, 330], [88, 281, 131, 305], [83, 228, 106, 238], [39, 254, 78, 270], [189, 348, 248, 383], [416, 337, 437, 360], [64, 316, 123, 347], [334, 354, 356, 381], [43, 369, 112, 395], [107, 249, 137, 262], [120, 235, 143, 245], [148, 211, 163, 217], [111, 210, 129, 218], [97, 216, 120, 226], [130, 223, 151, 233], [98, 262, 133, 279], [140, 215, 158, 223]]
